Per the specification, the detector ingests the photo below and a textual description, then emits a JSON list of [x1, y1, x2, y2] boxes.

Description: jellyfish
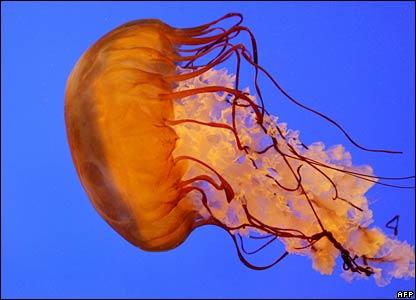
[[65, 13, 415, 286]]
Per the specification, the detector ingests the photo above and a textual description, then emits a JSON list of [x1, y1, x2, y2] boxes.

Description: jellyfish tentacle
[[299, 154, 415, 181], [265, 164, 303, 192], [175, 155, 235, 203], [324, 231, 374, 276], [229, 232, 289, 271], [239, 49, 402, 154], [336, 197, 363, 212], [169, 44, 245, 81], [183, 29, 241, 68], [255, 144, 274, 154], [240, 204, 308, 238], [259, 139, 415, 189], [174, 41, 228, 61], [166, 118, 246, 151], [179, 175, 225, 191], [286, 145, 340, 200], [249, 233, 274, 239], [237, 232, 277, 255], [181, 185, 249, 231], [274, 148, 416, 188], [180, 13, 243, 37], [292, 153, 415, 189]]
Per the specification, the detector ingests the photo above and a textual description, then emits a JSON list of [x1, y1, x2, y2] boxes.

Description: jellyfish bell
[[65, 13, 415, 285], [65, 18, 209, 251]]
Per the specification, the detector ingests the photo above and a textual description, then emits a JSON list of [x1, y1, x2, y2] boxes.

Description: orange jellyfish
[[65, 13, 415, 286]]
